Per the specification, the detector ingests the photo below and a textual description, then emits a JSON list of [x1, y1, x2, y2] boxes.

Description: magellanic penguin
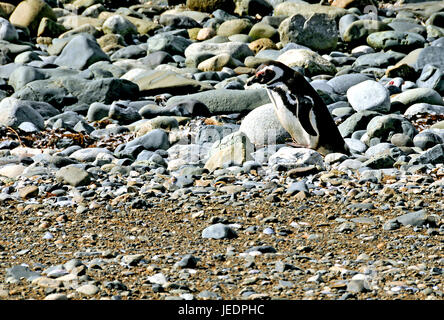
[[246, 61, 350, 156]]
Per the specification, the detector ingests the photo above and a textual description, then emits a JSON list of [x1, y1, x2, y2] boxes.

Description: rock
[[387, 210, 437, 228], [202, 223, 238, 239], [416, 64, 444, 95], [76, 284, 99, 296], [279, 13, 338, 51], [327, 74, 371, 95], [196, 124, 239, 145], [166, 89, 270, 115], [217, 18, 252, 37], [413, 131, 443, 150], [205, 131, 254, 171], [186, 0, 234, 13], [347, 80, 391, 113], [70, 148, 112, 162], [37, 17, 67, 38], [54, 34, 110, 70], [404, 103, 444, 118], [136, 116, 179, 136], [342, 20, 390, 43], [391, 88, 444, 108], [391, 133, 413, 147], [130, 69, 212, 96], [197, 54, 241, 72], [0, 17, 18, 42], [125, 129, 170, 151], [109, 102, 141, 125], [248, 38, 277, 54], [367, 114, 417, 142], [6, 265, 41, 282], [103, 14, 137, 37], [410, 144, 444, 165], [338, 111, 380, 138], [13, 77, 139, 110], [274, 3, 347, 21], [9, 0, 56, 35], [367, 31, 425, 52], [184, 41, 253, 65], [347, 279, 370, 293], [248, 23, 278, 42], [239, 103, 290, 146], [18, 185, 39, 199], [414, 46, 444, 71], [0, 97, 44, 130], [277, 49, 336, 77], [55, 166, 91, 187], [174, 254, 199, 268], [268, 147, 324, 171], [235, 0, 273, 17], [352, 51, 406, 71], [147, 33, 191, 56]]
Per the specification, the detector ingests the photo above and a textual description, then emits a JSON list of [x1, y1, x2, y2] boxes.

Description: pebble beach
[[0, 0, 443, 300]]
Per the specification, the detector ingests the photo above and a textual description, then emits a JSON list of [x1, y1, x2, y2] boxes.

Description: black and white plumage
[[246, 61, 349, 156]]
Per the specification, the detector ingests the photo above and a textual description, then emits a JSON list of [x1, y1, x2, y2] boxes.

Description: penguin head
[[246, 61, 303, 89]]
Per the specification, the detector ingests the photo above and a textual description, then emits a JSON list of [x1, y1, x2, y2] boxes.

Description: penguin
[[246, 61, 350, 156]]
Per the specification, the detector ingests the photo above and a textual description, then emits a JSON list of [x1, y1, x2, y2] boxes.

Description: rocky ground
[[0, 0, 443, 300]]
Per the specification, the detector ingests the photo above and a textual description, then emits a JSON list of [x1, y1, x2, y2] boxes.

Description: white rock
[[347, 80, 391, 112]]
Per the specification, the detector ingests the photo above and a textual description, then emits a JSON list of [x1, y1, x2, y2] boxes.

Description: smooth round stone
[[416, 64, 444, 94], [364, 143, 395, 157], [277, 49, 337, 76], [76, 284, 99, 296], [327, 74, 371, 95], [367, 31, 425, 52], [366, 114, 417, 141], [332, 107, 354, 118], [404, 103, 444, 117], [202, 223, 238, 239], [347, 80, 391, 113], [217, 19, 252, 37], [338, 159, 363, 170], [392, 88, 444, 107], [239, 103, 290, 146], [248, 23, 278, 41], [342, 20, 391, 43], [0, 17, 18, 42], [391, 133, 413, 147], [413, 131, 443, 150], [228, 34, 252, 43], [344, 138, 367, 154], [102, 15, 137, 37]]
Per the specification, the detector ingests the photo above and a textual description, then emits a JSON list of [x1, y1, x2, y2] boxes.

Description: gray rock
[[414, 46, 444, 71], [202, 223, 238, 239], [404, 103, 444, 118], [416, 64, 444, 94], [347, 80, 391, 113], [166, 89, 270, 115], [344, 138, 367, 154], [185, 41, 253, 64], [388, 210, 437, 228], [76, 284, 99, 296], [286, 180, 309, 195], [6, 265, 41, 282], [196, 124, 239, 145], [125, 129, 170, 151], [413, 131, 443, 150], [268, 147, 324, 171], [55, 165, 91, 186], [0, 97, 44, 130], [147, 34, 191, 56], [174, 254, 199, 268], [87, 102, 111, 122], [367, 31, 425, 52], [109, 102, 141, 124], [102, 14, 137, 37], [239, 103, 290, 146], [367, 114, 418, 142], [279, 13, 338, 51], [347, 279, 370, 293], [13, 76, 139, 110], [54, 34, 110, 70], [327, 74, 371, 95], [410, 144, 444, 165], [338, 111, 381, 138], [0, 17, 18, 42], [391, 88, 444, 108], [352, 51, 406, 71], [70, 148, 112, 162]]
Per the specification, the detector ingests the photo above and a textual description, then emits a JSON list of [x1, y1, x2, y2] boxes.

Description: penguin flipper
[[297, 96, 318, 137]]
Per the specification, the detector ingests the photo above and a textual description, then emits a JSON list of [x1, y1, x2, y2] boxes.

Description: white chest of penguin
[[266, 88, 319, 148]]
